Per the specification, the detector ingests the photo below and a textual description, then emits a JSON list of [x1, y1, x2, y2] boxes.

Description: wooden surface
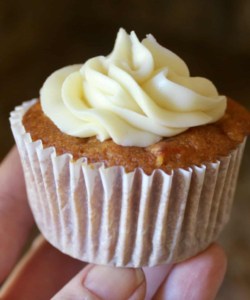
[[0, 1, 250, 299]]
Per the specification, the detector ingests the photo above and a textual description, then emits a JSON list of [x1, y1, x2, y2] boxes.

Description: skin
[[0, 147, 227, 300]]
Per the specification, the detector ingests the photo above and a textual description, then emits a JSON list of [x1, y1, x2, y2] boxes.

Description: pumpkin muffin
[[10, 28, 250, 267], [22, 98, 250, 174]]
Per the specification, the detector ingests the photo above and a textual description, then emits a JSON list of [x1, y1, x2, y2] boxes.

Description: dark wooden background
[[0, 1, 250, 299]]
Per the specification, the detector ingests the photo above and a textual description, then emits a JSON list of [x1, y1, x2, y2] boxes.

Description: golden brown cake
[[23, 99, 250, 174]]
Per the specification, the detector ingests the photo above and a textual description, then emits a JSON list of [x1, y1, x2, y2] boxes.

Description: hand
[[0, 147, 227, 300]]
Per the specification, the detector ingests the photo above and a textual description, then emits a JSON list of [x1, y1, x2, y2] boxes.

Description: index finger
[[0, 147, 34, 283]]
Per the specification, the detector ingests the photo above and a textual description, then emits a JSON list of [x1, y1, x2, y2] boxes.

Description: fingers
[[0, 235, 86, 300], [53, 264, 146, 300], [143, 264, 173, 299], [0, 147, 34, 282], [1, 234, 146, 300], [153, 243, 227, 300], [1, 237, 226, 300]]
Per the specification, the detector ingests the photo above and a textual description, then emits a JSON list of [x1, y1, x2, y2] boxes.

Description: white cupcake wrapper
[[10, 100, 247, 267]]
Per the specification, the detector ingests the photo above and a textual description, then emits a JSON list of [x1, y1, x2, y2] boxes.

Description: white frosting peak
[[40, 28, 227, 147]]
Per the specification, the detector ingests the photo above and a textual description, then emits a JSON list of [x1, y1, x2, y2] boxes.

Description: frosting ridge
[[40, 28, 227, 147]]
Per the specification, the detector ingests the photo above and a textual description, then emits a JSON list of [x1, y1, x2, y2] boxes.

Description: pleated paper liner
[[10, 100, 246, 267]]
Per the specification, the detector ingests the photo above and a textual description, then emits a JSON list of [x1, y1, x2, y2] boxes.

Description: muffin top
[[23, 98, 250, 174]]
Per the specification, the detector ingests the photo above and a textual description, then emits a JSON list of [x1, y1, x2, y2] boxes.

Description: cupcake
[[10, 28, 250, 267]]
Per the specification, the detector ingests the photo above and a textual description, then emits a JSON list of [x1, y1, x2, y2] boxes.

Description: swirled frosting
[[40, 28, 227, 147]]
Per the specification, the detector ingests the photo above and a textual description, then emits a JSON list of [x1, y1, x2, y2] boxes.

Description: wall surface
[[0, 1, 250, 298]]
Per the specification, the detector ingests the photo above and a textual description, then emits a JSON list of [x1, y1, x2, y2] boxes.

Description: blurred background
[[0, 0, 250, 298]]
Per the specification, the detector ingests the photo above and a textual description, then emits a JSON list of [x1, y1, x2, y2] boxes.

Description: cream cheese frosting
[[40, 28, 227, 147]]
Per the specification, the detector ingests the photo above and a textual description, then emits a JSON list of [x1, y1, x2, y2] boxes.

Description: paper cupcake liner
[[10, 100, 247, 267]]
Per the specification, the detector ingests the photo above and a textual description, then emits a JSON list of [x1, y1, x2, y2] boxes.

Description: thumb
[[52, 264, 146, 300]]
